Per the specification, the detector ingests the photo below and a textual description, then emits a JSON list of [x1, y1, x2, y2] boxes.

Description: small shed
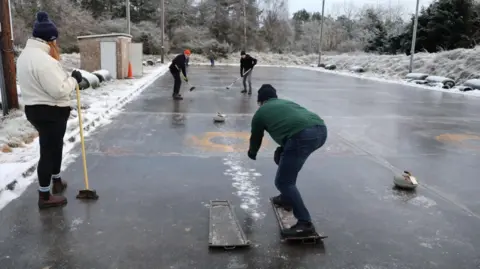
[[77, 33, 132, 79]]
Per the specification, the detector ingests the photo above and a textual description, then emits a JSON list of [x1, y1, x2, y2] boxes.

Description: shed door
[[100, 41, 117, 79]]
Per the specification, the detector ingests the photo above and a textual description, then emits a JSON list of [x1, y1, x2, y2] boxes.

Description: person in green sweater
[[247, 84, 327, 237]]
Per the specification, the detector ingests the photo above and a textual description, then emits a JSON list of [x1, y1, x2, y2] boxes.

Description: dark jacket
[[169, 54, 187, 77], [240, 54, 257, 76]]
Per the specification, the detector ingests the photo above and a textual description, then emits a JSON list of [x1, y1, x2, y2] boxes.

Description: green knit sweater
[[249, 98, 325, 155]]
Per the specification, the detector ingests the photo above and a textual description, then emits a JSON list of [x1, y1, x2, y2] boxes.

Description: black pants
[[170, 69, 181, 96], [25, 105, 70, 189]]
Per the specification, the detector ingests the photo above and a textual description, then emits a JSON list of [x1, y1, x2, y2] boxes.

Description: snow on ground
[[0, 63, 169, 210]]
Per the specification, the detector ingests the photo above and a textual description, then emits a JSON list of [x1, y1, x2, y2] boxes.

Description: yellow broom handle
[[75, 83, 90, 190]]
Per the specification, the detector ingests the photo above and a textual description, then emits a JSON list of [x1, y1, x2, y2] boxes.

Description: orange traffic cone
[[127, 62, 134, 79]]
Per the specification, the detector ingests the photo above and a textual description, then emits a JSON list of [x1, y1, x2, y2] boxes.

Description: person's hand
[[274, 147, 283, 165], [71, 70, 82, 84], [247, 150, 256, 160]]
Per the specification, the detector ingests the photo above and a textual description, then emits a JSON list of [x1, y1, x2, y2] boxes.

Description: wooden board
[[208, 200, 250, 249], [270, 197, 327, 243]]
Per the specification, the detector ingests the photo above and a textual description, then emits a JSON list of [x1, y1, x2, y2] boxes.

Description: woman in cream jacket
[[16, 11, 82, 209]]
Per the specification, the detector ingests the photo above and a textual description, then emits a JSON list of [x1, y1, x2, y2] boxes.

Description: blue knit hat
[[32, 12, 58, 42]]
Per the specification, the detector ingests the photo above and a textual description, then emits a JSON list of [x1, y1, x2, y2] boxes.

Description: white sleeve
[[37, 61, 77, 99]]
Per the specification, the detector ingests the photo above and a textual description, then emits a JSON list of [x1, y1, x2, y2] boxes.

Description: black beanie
[[241, 50, 246, 56], [257, 84, 277, 103], [32, 12, 58, 42]]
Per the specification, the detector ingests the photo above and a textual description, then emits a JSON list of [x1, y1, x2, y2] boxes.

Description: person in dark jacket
[[169, 49, 191, 100], [208, 50, 215, 67], [240, 51, 257, 94], [247, 84, 328, 237]]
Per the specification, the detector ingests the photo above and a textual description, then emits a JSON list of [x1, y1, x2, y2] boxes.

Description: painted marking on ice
[[435, 133, 480, 149], [187, 132, 270, 152]]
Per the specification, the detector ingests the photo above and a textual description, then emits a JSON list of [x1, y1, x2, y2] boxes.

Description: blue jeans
[[274, 125, 327, 222]]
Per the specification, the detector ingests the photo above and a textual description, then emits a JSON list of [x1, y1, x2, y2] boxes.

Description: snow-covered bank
[[0, 65, 169, 210]]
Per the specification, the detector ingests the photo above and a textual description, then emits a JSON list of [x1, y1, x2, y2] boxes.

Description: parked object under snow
[[425, 75, 455, 89], [463, 79, 480, 90], [92, 70, 112, 82], [457, 85, 474, 92], [76, 69, 100, 89], [325, 64, 336, 70], [146, 60, 155, 66], [317, 63, 326, 68], [405, 73, 429, 81], [413, 80, 428, 84], [350, 65, 365, 73], [79, 78, 90, 90]]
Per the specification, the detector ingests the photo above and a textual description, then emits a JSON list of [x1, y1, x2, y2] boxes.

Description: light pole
[[317, 0, 325, 67], [161, 0, 165, 63], [126, 0, 131, 35], [243, 0, 247, 50], [409, 0, 420, 73]]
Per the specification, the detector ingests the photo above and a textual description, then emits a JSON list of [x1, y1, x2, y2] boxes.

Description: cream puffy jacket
[[16, 38, 77, 107]]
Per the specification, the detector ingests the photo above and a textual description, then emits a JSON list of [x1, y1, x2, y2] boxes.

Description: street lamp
[[317, 0, 325, 67], [161, 0, 165, 63], [409, 0, 420, 73]]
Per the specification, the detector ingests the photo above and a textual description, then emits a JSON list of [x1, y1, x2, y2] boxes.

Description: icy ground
[[2, 47, 480, 208], [177, 47, 480, 96], [0, 63, 169, 209]]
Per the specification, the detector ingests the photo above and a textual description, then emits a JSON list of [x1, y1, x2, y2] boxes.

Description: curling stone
[[393, 171, 418, 190], [213, 112, 226, 123]]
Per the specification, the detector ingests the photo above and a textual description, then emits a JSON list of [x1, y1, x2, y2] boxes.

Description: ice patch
[[69, 218, 84, 231], [223, 157, 265, 220], [409, 196, 437, 209]]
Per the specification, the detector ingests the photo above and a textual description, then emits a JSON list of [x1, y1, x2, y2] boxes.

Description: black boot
[[272, 195, 292, 211], [282, 221, 316, 237], [241, 89, 247, 93], [248, 90, 252, 95]]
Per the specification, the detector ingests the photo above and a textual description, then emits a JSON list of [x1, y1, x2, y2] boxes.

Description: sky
[[289, 0, 434, 18]]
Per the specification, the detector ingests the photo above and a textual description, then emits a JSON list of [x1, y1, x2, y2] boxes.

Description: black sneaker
[[282, 221, 316, 237], [173, 95, 183, 100], [241, 89, 247, 93], [272, 195, 292, 211], [248, 90, 252, 95]]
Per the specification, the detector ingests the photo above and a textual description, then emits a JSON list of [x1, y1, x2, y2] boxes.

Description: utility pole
[[243, 0, 247, 50], [0, 0, 18, 112], [317, 0, 325, 67], [0, 50, 8, 116], [409, 0, 420, 73], [126, 0, 131, 35], [160, 0, 164, 63]]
